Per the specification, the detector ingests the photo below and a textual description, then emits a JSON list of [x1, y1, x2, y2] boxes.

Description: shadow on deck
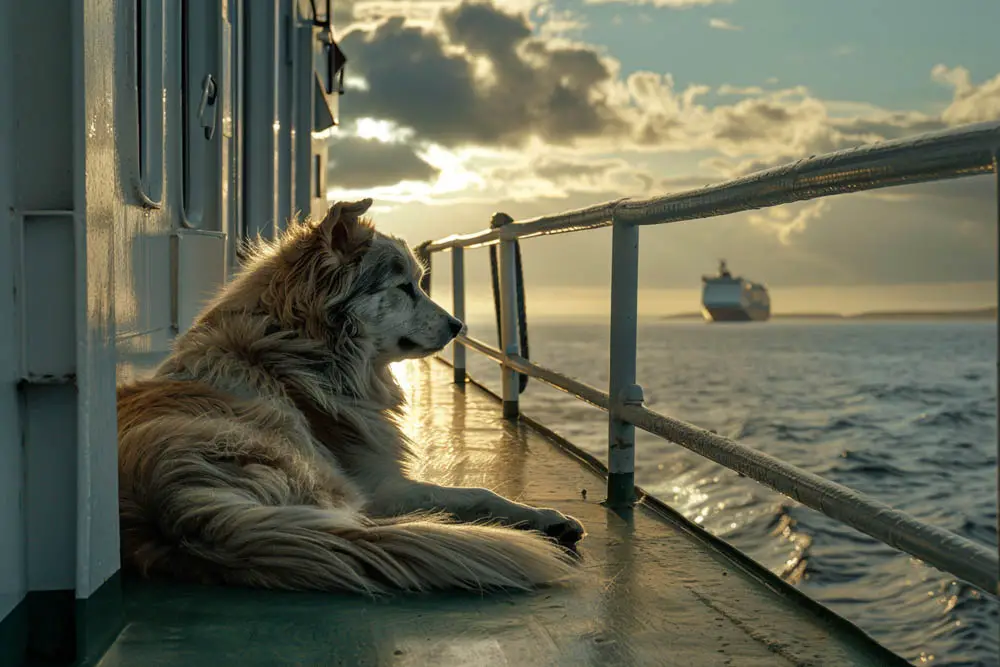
[[93, 358, 908, 667]]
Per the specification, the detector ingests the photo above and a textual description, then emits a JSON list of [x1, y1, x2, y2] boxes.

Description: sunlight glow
[[326, 143, 487, 205], [354, 117, 414, 143]]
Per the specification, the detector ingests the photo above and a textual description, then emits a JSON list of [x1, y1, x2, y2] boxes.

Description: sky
[[326, 0, 999, 316]]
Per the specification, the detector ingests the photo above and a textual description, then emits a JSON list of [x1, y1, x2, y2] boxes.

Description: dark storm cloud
[[339, 2, 626, 148], [711, 101, 795, 143], [326, 136, 440, 188]]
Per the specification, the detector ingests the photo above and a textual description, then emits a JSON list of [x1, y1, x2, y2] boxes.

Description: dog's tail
[[121, 488, 577, 595]]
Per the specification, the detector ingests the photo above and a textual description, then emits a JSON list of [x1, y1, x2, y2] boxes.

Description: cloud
[[339, 1, 986, 171], [933, 65, 1000, 125], [333, 0, 998, 254], [748, 199, 831, 245], [535, 4, 588, 37], [699, 99, 946, 179], [483, 154, 657, 201], [327, 135, 440, 188], [717, 84, 763, 96], [346, 0, 540, 28], [583, 0, 734, 7], [708, 18, 742, 31], [339, 4, 628, 149], [672, 86, 906, 162]]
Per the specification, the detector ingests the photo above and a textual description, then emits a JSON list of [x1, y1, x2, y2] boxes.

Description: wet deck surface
[[93, 358, 907, 667]]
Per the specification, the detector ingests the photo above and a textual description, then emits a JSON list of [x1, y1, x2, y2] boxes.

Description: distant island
[[662, 307, 997, 321]]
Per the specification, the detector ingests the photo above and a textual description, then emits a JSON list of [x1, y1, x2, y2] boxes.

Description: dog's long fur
[[117, 199, 585, 595]]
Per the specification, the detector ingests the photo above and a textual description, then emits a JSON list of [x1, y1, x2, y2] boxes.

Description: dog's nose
[[448, 318, 464, 336]]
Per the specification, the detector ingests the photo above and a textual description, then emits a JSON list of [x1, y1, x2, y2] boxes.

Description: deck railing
[[419, 120, 1000, 598]]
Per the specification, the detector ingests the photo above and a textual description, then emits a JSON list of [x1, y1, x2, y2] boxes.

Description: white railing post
[[607, 211, 642, 507], [451, 246, 466, 384], [493, 212, 520, 419]]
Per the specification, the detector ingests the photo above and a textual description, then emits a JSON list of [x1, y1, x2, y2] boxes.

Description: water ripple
[[462, 319, 997, 666]]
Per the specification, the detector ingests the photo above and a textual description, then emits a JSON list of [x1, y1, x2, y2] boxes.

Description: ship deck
[[90, 358, 908, 667]]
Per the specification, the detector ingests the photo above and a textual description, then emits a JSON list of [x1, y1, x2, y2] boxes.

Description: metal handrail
[[425, 121, 999, 251], [421, 120, 1000, 598]]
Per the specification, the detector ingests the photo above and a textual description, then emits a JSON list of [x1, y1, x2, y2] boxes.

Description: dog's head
[[240, 198, 464, 363]]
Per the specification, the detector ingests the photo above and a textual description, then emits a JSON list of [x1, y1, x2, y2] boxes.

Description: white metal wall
[[0, 0, 340, 662]]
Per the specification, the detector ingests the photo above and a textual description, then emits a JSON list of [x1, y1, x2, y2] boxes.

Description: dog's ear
[[317, 198, 374, 254]]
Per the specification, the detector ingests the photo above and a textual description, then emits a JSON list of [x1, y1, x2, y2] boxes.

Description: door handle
[[197, 73, 218, 140]]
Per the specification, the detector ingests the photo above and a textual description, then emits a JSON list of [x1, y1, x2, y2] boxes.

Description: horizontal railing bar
[[455, 334, 505, 363], [454, 335, 611, 410], [618, 403, 999, 597], [424, 200, 625, 252], [504, 355, 610, 411], [423, 121, 1000, 252], [454, 336, 999, 596], [617, 121, 999, 227]]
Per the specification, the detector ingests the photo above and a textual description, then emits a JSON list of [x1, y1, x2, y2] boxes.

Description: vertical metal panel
[[0, 0, 24, 622], [606, 217, 641, 507], [218, 0, 236, 254], [19, 216, 76, 382], [135, 0, 164, 207], [242, 0, 280, 240], [74, 0, 124, 609], [11, 4, 73, 211], [227, 0, 245, 270], [292, 14, 314, 219], [172, 230, 228, 334], [276, 0, 294, 227], [451, 247, 466, 384], [24, 385, 78, 591], [180, 0, 223, 230], [9, 0, 81, 614]]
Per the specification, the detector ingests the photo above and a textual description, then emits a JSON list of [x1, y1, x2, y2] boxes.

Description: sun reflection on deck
[[390, 359, 423, 445]]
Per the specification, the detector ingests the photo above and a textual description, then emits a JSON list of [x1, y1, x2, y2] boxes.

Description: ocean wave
[[860, 382, 964, 403], [914, 408, 986, 428]]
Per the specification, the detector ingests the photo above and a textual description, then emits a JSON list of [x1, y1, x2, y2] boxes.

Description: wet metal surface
[[93, 359, 908, 667]]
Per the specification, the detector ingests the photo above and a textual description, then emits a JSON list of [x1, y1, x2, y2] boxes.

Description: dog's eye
[[397, 283, 417, 298]]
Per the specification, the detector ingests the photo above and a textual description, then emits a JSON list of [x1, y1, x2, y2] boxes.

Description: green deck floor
[[91, 358, 909, 667]]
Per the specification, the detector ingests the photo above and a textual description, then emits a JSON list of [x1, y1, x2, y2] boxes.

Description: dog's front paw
[[533, 508, 586, 546]]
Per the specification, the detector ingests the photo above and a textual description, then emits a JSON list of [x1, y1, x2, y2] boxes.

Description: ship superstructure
[[701, 259, 771, 322]]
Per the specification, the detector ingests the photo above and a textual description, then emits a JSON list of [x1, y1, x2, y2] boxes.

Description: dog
[[117, 198, 585, 595]]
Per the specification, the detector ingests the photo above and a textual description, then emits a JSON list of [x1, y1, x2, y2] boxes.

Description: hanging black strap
[[488, 214, 529, 394]]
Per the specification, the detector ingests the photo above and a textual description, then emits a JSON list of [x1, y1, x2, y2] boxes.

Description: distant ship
[[701, 260, 771, 322]]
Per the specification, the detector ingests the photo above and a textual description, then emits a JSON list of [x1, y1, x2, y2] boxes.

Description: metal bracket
[[197, 73, 218, 140]]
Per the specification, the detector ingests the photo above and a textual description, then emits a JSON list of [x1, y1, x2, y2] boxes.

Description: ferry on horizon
[[701, 259, 772, 322]]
